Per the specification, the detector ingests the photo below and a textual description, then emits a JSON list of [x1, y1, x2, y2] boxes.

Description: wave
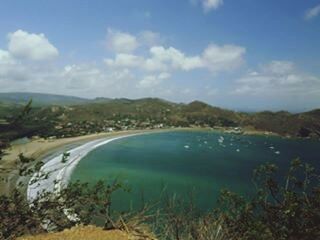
[[27, 134, 140, 203]]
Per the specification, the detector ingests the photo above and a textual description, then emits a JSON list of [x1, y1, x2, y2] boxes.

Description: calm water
[[71, 131, 320, 211]]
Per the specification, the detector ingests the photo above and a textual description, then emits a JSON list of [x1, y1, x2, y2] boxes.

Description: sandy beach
[[27, 133, 145, 203], [0, 129, 165, 196]]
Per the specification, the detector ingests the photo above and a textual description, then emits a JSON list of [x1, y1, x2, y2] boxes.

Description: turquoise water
[[70, 131, 320, 211]]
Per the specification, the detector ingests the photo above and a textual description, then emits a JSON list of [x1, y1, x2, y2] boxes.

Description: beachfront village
[[34, 115, 243, 139], [52, 119, 167, 138], [0, 112, 244, 158]]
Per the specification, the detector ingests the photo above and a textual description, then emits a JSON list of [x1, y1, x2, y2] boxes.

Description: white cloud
[[138, 30, 163, 46], [149, 46, 204, 71], [261, 61, 294, 75], [148, 44, 245, 72], [232, 61, 320, 97], [158, 72, 171, 80], [106, 29, 164, 53], [138, 75, 160, 88], [105, 43, 245, 74], [143, 57, 168, 72], [62, 64, 102, 89], [106, 28, 139, 53], [0, 49, 30, 82], [7, 30, 59, 61], [0, 64, 26, 82], [60, 64, 134, 92], [191, 0, 223, 12], [137, 72, 171, 88], [104, 46, 201, 72], [104, 53, 144, 68], [201, 0, 224, 12], [0, 30, 59, 83], [0, 49, 15, 64], [305, 4, 320, 20], [202, 44, 246, 72], [104, 29, 245, 74]]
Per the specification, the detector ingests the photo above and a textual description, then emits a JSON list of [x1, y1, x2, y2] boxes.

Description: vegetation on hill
[[242, 111, 320, 138], [0, 94, 319, 146], [0, 93, 319, 168]]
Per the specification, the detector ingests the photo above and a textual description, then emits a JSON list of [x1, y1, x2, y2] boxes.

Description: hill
[[0, 92, 319, 141]]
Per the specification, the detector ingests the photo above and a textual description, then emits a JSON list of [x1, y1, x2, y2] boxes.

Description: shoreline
[[27, 133, 145, 203], [0, 127, 282, 197], [0, 129, 171, 196]]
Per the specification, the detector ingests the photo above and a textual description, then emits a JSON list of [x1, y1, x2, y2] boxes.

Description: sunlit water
[[71, 131, 320, 212]]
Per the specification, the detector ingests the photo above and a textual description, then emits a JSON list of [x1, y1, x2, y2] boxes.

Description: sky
[[0, 0, 320, 112]]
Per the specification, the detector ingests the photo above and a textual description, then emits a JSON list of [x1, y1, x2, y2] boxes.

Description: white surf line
[[27, 133, 141, 203]]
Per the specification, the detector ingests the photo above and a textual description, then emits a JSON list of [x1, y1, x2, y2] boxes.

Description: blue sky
[[0, 0, 319, 112]]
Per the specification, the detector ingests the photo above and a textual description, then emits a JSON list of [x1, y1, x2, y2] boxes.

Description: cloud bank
[[104, 30, 246, 74], [1, 28, 319, 111], [232, 61, 320, 100]]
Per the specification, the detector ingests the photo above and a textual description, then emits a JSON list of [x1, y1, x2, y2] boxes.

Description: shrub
[[18, 153, 34, 164], [1, 159, 319, 240], [216, 159, 320, 240], [0, 181, 123, 239], [0, 190, 42, 240]]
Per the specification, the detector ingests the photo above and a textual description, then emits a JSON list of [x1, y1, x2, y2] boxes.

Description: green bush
[[0, 181, 123, 239], [216, 159, 320, 240]]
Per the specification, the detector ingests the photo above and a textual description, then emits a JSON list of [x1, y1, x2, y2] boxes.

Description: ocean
[[70, 130, 320, 212]]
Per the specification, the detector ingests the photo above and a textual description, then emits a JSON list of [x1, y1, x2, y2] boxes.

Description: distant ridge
[[0, 92, 174, 107], [0, 92, 319, 114], [0, 92, 248, 113], [0, 92, 89, 106]]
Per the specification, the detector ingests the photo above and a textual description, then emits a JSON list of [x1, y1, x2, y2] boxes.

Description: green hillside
[[0, 93, 319, 142]]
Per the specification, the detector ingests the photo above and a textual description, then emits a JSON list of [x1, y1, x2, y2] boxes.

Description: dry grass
[[17, 225, 155, 240]]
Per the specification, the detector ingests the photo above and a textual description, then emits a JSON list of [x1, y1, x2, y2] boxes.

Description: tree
[[217, 159, 320, 240], [61, 152, 70, 163], [11, 99, 33, 127]]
